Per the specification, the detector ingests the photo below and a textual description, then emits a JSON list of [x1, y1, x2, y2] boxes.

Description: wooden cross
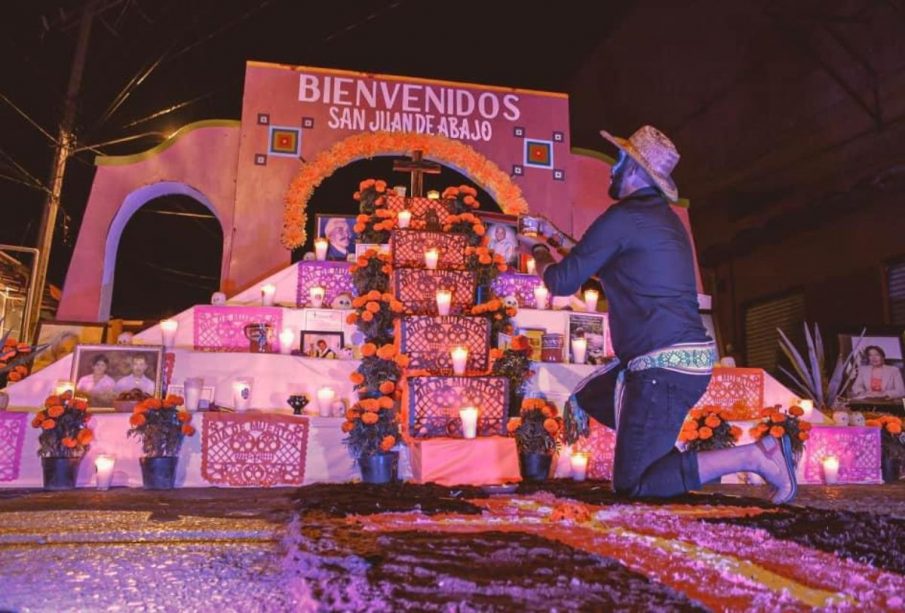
[[393, 150, 441, 198]]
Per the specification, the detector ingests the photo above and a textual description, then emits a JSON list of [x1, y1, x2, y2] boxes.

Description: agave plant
[[776, 322, 864, 410]]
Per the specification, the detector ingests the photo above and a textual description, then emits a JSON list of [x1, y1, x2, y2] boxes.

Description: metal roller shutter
[[744, 292, 805, 371]]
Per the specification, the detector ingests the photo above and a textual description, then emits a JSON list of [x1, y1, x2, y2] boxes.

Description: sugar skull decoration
[[850, 411, 866, 427], [331, 292, 353, 310], [832, 410, 850, 427], [302, 251, 316, 261], [211, 291, 227, 306], [116, 332, 134, 345], [502, 294, 519, 310]]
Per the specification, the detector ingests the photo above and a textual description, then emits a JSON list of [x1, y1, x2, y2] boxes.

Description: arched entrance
[[101, 182, 223, 320]]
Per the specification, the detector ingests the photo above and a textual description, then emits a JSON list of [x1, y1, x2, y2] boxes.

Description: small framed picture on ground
[[301, 330, 344, 359], [71, 345, 164, 409]]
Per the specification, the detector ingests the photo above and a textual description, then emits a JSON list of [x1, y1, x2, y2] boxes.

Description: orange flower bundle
[[679, 405, 741, 451], [341, 395, 401, 459], [749, 404, 811, 457], [127, 393, 195, 457], [464, 245, 508, 290], [354, 180, 397, 243], [349, 248, 393, 295], [509, 397, 562, 455], [471, 298, 517, 344], [867, 415, 905, 466], [443, 211, 486, 246], [345, 290, 405, 346], [442, 184, 481, 214], [0, 332, 48, 386], [866, 414, 903, 435], [32, 391, 93, 458]]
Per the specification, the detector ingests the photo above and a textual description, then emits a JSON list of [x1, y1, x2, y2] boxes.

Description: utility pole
[[27, 0, 99, 341]]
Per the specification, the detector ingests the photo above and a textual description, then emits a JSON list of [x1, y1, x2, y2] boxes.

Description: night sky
[[1, 1, 630, 320]]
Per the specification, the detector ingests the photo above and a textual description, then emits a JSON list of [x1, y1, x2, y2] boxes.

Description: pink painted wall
[[57, 123, 240, 321]]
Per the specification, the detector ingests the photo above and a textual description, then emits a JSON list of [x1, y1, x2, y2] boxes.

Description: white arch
[[99, 181, 221, 319]]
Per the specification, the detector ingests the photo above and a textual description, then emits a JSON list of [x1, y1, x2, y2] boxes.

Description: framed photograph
[[517, 327, 545, 362], [32, 320, 108, 373], [568, 313, 611, 364], [478, 212, 519, 268], [301, 330, 344, 359], [166, 384, 215, 410], [517, 214, 542, 237], [71, 345, 164, 409], [316, 214, 357, 261]]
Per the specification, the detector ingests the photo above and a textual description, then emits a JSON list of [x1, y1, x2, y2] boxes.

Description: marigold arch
[[281, 132, 530, 248]]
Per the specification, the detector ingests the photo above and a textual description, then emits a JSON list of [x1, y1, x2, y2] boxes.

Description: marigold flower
[[889, 422, 902, 434], [147, 398, 163, 410], [771, 412, 786, 423], [8, 371, 22, 382], [543, 418, 559, 434], [379, 435, 396, 451], [788, 405, 805, 417], [77, 429, 93, 445], [361, 343, 377, 357], [367, 290, 382, 300], [41, 419, 56, 430], [182, 424, 196, 436], [769, 425, 785, 438], [376, 344, 396, 360], [361, 311, 374, 322], [510, 335, 531, 352], [353, 223, 366, 234], [73, 398, 88, 411], [394, 354, 411, 368], [685, 429, 699, 441], [379, 381, 395, 394], [341, 420, 355, 433], [44, 395, 61, 409], [350, 372, 365, 385], [798, 432, 809, 441], [345, 408, 360, 420], [365, 301, 381, 313], [729, 426, 742, 439], [698, 426, 713, 440], [359, 398, 379, 412], [346, 313, 359, 325], [361, 412, 379, 425], [130, 413, 146, 427], [378, 396, 394, 409], [31, 417, 43, 428], [62, 437, 77, 448], [689, 408, 704, 419], [541, 406, 553, 418], [48, 405, 65, 418], [704, 414, 721, 428], [177, 411, 191, 423], [489, 348, 503, 360], [382, 265, 393, 274]]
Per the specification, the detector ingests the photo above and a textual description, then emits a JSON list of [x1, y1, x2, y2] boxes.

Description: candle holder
[[571, 337, 588, 364], [436, 289, 452, 316], [309, 286, 325, 308], [316, 387, 336, 417], [160, 319, 178, 348], [822, 456, 839, 485], [233, 378, 253, 412], [397, 210, 412, 229], [95, 455, 116, 491], [279, 328, 295, 355], [425, 248, 439, 270], [287, 394, 310, 416], [184, 377, 203, 411], [583, 289, 599, 313], [525, 257, 536, 275], [459, 407, 478, 439], [261, 284, 277, 306], [315, 237, 328, 261], [534, 285, 549, 310], [451, 346, 468, 376], [570, 452, 589, 481]]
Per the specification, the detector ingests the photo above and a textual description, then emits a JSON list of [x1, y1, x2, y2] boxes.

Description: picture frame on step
[[517, 327, 545, 361], [71, 344, 164, 410], [315, 214, 358, 261], [477, 212, 519, 268], [32, 320, 108, 373]]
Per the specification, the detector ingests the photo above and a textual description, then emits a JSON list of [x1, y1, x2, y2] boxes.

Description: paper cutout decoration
[[296, 261, 355, 308], [407, 375, 508, 438], [401, 316, 490, 372], [392, 229, 468, 270], [193, 306, 283, 352]]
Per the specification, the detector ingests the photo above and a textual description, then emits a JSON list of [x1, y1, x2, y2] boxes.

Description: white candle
[[425, 248, 439, 270], [53, 380, 75, 396], [823, 456, 839, 485], [397, 210, 412, 229], [184, 377, 203, 411], [571, 337, 588, 364], [451, 346, 468, 375], [279, 329, 295, 355], [233, 379, 252, 412], [160, 319, 178, 348], [570, 452, 589, 481], [95, 455, 115, 491], [799, 399, 815, 420], [427, 189, 440, 200], [314, 237, 328, 261], [309, 285, 325, 308], [316, 387, 336, 417], [436, 289, 452, 316], [534, 285, 549, 310], [260, 284, 277, 306], [460, 406, 478, 439], [583, 289, 599, 313], [526, 257, 536, 275], [394, 185, 407, 197]]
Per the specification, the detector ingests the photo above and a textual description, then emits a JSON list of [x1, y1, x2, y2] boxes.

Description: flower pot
[[519, 452, 553, 482], [41, 456, 82, 490], [358, 452, 398, 484], [140, 456, 178, 489], [881, 456, 901, 483]]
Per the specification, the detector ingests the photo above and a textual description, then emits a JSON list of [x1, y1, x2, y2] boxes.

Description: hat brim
[[600, 130, 678, 201]]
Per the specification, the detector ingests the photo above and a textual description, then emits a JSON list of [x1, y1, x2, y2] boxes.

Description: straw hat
[[599, 125, 680, 201]]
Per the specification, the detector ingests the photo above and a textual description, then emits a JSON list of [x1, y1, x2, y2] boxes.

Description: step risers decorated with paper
[[400, 315, 490, 372], [386, 195, 453, 228], [391, 229, 468, 270], [407, 375, 509, 438], [691, 368, 764, 420], [393, 268, 477, 314]]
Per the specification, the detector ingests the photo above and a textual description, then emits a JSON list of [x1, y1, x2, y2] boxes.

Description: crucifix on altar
[[393, 150, 441, 197]]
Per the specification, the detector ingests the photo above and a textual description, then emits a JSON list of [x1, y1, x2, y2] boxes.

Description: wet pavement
[[0, 483, 902, 611]]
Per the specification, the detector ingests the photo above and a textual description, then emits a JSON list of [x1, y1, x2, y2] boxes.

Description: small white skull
[[302, 251, 316, 261], [331, 292, 353, 309], [832, 410, 850, 427], [850, 411, 866, 427], [211, 291, 226, 305], [117, 332, 134, 345], [502, 294, 519, 310]]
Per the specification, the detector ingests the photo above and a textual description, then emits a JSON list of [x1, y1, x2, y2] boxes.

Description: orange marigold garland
[[282, 132, 530, 249]]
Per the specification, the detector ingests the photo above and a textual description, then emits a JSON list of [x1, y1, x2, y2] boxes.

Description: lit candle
[[54, 380, 75, 396], [799, 399, 815, 420], [397, 210, 412, 229], [95, 455, 115, 490], [823, 456, 839, 485], [534, 285, 549, 310], [233, 379, 252, 412], [314, 237, 328, 261], [425, 248, 439, 270], [436, 289, 452, 316], [184, 377, 203, 411], [460, 406, 478, 439], [583, 289, 599, 313], [451, 346, 469, 375], [279, 328, 295, 355], [426, 189, 440, 200], [316, 387, 336, 417], [571, 337, 588, 364], [394, 185, 407, 197], [160, 319, 178, 348], [570, 452, 589, 481], [261, 284, 277, 306], [309, 285, 325, 308], [526, 257, 536, 275]]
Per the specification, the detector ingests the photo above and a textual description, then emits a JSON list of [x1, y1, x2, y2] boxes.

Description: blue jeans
[[612, 368, 711, 498]]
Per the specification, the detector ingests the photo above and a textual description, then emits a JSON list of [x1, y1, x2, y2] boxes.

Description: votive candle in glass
[[160, 319, 178, 348], [460, 407, 478, 439], [314, 238, 328, 261], [451, 346, 468, 375]]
